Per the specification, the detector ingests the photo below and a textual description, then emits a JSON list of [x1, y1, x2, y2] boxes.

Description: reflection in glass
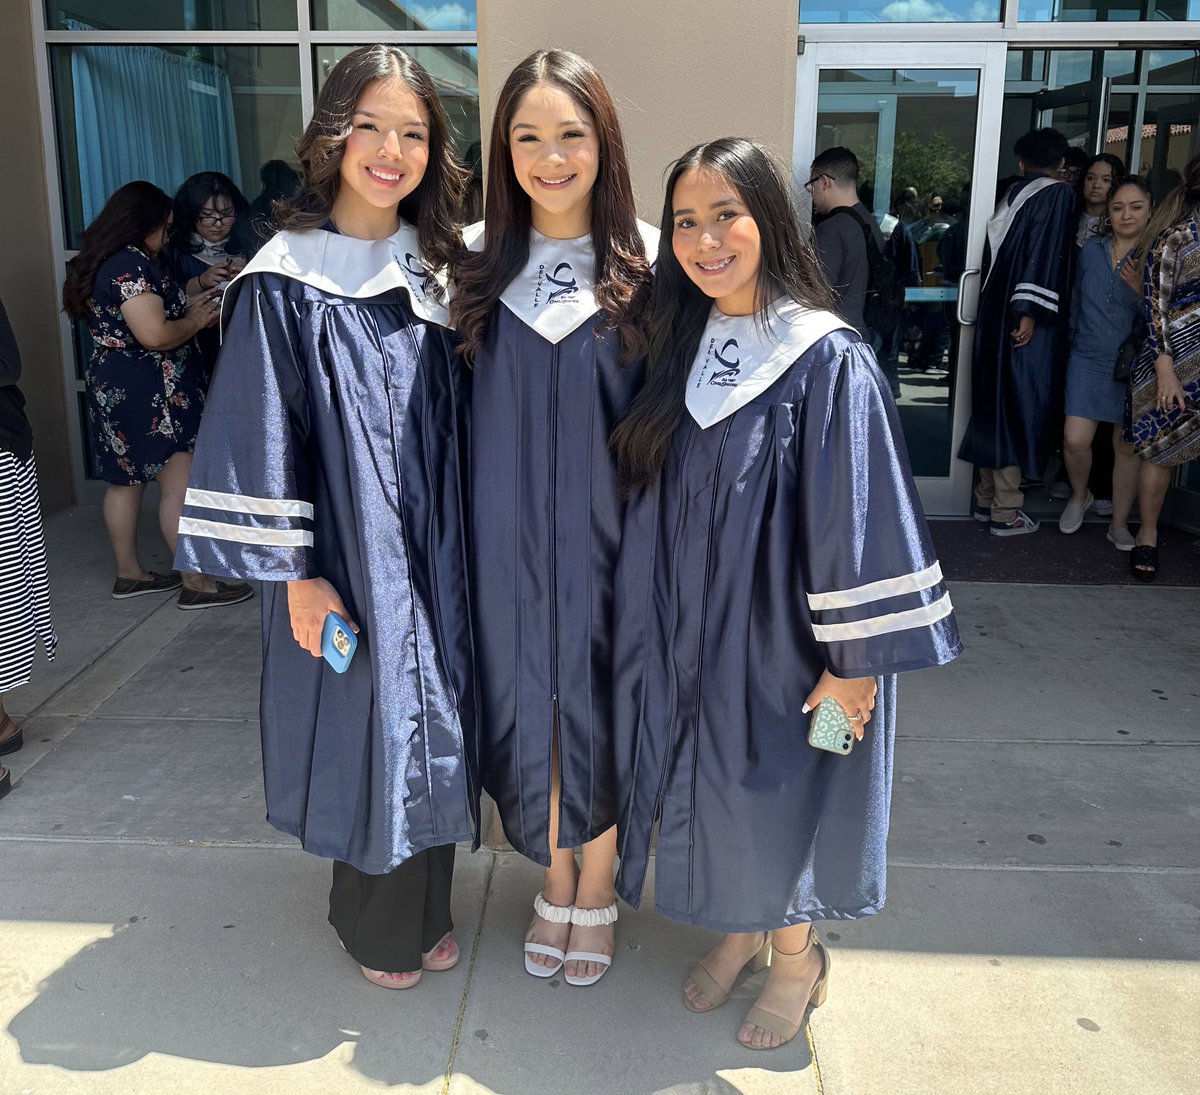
[[800, 0, 999, 22], [1018, 0, 1200, 20], [312, 0, 477, 31], [51, 45, 302, 248], [815, 69, 980, 477], [44, 1, 296, 30]]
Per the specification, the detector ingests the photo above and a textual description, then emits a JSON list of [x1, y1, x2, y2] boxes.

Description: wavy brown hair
[[273, 45, 467, 271], [62, 181, 173, 319], [1130, 152, 1200, 270], [611, 138, 836, 495], [449, 49, 651, 365]]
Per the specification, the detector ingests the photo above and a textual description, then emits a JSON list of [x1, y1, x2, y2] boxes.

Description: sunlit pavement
[[1, 504, 1196, 1095]]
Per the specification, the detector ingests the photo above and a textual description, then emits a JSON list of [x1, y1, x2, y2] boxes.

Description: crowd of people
[[0, 41, 1196, 1061]]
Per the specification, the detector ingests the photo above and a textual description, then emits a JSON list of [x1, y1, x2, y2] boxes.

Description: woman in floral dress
[[62, 181, 251, 609]]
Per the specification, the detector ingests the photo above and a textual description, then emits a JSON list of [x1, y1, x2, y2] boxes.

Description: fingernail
[[801, 703, 811, 714]]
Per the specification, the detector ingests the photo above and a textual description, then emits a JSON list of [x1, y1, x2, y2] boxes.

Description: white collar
[[685, 300, 851, 428], [985, 175, 1064, 276], [463, 220, 659, 345], [227, 223, 450, 327]]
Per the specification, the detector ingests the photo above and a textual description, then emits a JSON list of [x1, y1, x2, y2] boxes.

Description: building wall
[[0, 0, 73, 510], [477, 0, 799, 222]]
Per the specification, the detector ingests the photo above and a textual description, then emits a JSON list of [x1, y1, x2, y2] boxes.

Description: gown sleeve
[[1007, 184, 1075, 327], [798, 340, 962, 678], [173, 274, 314, 581]]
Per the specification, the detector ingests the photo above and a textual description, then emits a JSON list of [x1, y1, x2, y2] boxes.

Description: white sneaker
[[1058, 491, 1094, 535], [990, 510, 1041, 537]]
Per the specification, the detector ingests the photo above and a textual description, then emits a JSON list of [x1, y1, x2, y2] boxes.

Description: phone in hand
[[807, 696, 856, 755], [321, 611, 358, 673]]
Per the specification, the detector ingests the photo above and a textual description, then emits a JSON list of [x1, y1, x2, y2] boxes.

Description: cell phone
[[807, 696, 856, 755], [321, 611, 357, 674]]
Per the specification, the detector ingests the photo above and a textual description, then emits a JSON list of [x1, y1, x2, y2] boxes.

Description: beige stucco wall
[[0, 0, 73, 510], [476, 0, 798, 223]]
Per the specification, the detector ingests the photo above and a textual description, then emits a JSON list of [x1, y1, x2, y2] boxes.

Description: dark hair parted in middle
[[611, 137, 836, 495], [168, 171, 256, 255], [449, 49, 652, 365], [273, 44, 466, 271]]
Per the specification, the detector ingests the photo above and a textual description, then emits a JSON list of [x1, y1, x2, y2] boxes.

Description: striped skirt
[[0, 450, 57, 692]]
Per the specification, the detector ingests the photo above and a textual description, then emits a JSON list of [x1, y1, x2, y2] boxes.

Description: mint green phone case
[[807, 696, 856, 755]]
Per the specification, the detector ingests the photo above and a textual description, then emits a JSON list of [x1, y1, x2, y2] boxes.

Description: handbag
[[1113, 314, 1146, 382]]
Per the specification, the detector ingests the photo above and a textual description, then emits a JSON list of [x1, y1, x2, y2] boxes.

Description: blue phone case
[[807, 696, 856, 755], [321, 612, 357, 673]]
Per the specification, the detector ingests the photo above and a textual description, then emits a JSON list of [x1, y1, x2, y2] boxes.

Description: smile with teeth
[[696, 256, 734, 273], [367, 165, 403, 183], [535, 173, 577, 189]]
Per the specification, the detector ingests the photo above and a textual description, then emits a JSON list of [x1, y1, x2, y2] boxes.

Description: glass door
[[795, 42, 1008, 516]]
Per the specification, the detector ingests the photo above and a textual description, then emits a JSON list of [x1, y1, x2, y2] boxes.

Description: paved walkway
[[1, 504, 1197, 1094]]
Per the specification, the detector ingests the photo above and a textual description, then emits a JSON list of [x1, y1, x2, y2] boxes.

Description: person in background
[[958, 128, 1076, 536], [1123, 153, 1200, 581], [247, 159, 300, 238], [61, 181, 252, 610], [0, 299, 57, 802], [166, 172, 256, 383], [1059, 146, 1090, 188], [806, 146, 886, 342], [1059, 177, 1152, 542]]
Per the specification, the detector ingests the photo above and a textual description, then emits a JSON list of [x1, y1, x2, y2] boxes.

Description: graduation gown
[[467, 223, 658, 865], [957, 172, 1075, 476], [174, 224, 479, 875], [613, 303, 962, 931]]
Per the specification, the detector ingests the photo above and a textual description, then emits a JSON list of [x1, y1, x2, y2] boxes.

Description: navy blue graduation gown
[[469, 304, 644, 866], [613, 331, 962, 931], [957, 173, 1075, 475], [174, 244, 478, 875]]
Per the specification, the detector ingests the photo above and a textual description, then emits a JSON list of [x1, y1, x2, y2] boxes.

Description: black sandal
[[0, 765, 10, 802], [1130, 544, 1158, 582]]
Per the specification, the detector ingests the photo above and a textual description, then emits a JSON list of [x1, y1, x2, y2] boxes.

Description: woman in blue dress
[[450, 50, 656, 987], [62, 181, 250, 609], [1058, 176, 1151, 542], [176, 45, 478, 989], [610, 139, 962, 1050]]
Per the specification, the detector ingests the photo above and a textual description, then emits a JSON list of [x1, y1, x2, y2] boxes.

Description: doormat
[[928, 519, 1200, 586]]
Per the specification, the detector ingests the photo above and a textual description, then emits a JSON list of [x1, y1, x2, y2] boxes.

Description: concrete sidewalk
[[1, 504, 1197, 1095]]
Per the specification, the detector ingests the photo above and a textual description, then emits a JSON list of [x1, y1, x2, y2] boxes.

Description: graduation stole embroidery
[[226, 224, 451, 328], [685, 300, 850, 428], [464, 221, 660, 345]]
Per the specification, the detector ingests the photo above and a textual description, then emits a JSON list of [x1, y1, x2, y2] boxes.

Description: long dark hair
[[1131, 152, 1200, 270], [273, 45, 467, 271], [611, 138, 836, 494], [62, 181, 172, 319], [168, 171, 255, 256], [1076, 153, 1126, 212], [450, 49, 651, 365]]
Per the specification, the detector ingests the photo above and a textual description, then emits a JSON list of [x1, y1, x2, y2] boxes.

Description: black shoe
[[972, 505, 990, 523], [112, 571, 183, 599], [0, 766, 10, 802], [177, 581, 255, 611]]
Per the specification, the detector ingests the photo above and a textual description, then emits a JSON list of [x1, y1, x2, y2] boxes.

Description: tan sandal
[[740, 929, 830, 1050], [683, 932, 772, 1013], [422, 933, 459, 972]]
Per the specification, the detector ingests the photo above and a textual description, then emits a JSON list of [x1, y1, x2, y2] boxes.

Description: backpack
[[828, 205, 905, 336]]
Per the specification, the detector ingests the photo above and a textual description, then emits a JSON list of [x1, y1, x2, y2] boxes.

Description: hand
[[184, 287, 222, 331], [1119, 259, 1142, 294], [287, 577, 359, 658], [1155, 354, 1186, 413], [803, 668, 878, 741], [199, 261, 235, 290], [1009, 315, 1035, 348]]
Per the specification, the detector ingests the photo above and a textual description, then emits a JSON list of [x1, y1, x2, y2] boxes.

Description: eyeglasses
[[804, 174, 831, 193], [198, 209, 236, 225]]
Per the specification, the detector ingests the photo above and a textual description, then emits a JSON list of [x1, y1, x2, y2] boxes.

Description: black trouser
[[329, 844, 456, 973]]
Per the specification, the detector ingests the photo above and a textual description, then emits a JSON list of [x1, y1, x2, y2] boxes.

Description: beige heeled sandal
[[740, 928, 830, 1050], [683, 932, 773, 1013]]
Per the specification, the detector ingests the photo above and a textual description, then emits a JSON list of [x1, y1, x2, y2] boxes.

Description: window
[[1018, 0, 1200, 20], [311, 1, 477, 31], [799, 0, 1000, 22], [44, 1, 297, 31]]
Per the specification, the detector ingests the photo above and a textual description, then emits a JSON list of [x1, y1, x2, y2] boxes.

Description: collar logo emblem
[[707, 338, 741, 386]]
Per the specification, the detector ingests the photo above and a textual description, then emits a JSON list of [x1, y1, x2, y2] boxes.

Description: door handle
[[957, 268, 981, 326]]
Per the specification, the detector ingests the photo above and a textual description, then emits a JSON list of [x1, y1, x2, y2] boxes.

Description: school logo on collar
[[396, 250, 439, 302], [533, 260, 579, 308], [704, 337, 741, 387]]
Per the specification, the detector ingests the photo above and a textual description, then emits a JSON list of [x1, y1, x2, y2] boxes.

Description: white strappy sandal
[[563, 902, 618, 987], [524, 891, 572, 978]]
